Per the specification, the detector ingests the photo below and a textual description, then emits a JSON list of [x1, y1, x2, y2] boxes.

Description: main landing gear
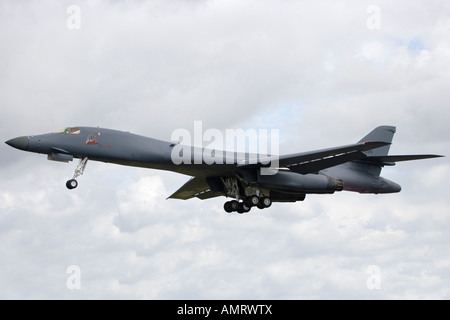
[[66, 157, 88, 190], [223, 196, 272, 214]]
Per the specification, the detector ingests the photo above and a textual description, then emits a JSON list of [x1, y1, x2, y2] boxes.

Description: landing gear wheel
[[224, 202, 233, 213], [229, 200, 239, 212], [256, 196, 272, 209], [237, 202, 251, 214], [224, 200, 251, 213], [66, 179, 78, 190], [261, 196, 272, 208], [246, 195, 260, 207]]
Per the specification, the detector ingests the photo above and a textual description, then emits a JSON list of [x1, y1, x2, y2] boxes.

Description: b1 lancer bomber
[[5, 125, 443, 213]]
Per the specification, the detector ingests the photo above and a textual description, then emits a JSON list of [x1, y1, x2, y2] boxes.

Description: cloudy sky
[[1, 0, 449, 299]]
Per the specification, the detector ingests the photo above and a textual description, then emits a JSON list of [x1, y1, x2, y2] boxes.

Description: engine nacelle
[[258, 170, 343, 194]]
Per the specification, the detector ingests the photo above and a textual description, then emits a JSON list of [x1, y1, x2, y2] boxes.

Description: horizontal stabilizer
[[364, 154, 444, 165]]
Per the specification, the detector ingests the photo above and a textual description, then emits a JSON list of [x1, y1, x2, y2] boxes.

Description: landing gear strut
[[223, 196, 272, 213], [66, 157, 88, 190]]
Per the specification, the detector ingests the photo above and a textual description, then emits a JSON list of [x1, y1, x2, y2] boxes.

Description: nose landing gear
[[66, 157, 88, 190]]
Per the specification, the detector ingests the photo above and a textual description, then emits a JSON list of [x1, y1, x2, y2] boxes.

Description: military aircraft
[[5, 125, 443, 213]]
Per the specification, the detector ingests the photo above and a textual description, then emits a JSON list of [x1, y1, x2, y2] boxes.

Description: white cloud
[[356, 41, 392, 64]]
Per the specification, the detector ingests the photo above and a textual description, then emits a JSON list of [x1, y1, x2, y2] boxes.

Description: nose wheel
[[66, 179, 78, 189], [66, 157, 88, 190]]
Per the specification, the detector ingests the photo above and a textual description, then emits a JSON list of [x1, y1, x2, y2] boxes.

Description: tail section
[[353, 125, 396, 177], [357, 125, 396, 157], [322, 125, 400, 192], [324, 125, 442, 194]]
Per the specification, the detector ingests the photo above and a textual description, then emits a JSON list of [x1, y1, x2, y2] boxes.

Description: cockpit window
[[55, 127, 81, 134]]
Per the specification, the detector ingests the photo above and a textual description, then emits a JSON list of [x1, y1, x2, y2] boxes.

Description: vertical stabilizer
[[358, 125, 396, 157], [351, 125, 396, 176]]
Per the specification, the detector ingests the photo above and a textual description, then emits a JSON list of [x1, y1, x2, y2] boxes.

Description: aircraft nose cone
[[5, 136, 29, 150]]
